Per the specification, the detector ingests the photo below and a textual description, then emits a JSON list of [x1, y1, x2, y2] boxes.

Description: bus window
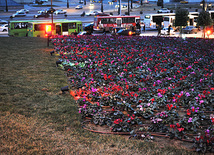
[[34, 24, 45, 31], [28, 23, 33, 29], [164, 17, 169, 21], [69, 23, 76, 29], [101, 18, 108, 24], [109, 18, 116, 24], [122, 17, 135, 23], [62, 23, 68, 31], [14, 22, 27, 29]]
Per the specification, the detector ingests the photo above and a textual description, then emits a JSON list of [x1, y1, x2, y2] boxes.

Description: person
[[143, 24, 145, 32], [157, 25, 161, 36], [168, 25, 171, 35], [136, 22, 141, 30]]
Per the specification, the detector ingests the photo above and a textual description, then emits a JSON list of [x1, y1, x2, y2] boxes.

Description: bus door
[[56, 23, 62, 35], [77, 23, 82, 32], [116, 18, 122, 27], [62, 23, 69, 35]]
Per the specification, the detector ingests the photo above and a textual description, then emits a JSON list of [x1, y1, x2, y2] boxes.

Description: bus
[[8, 19, 82, 37], [8, 20, 30, 37], [143, 12, 199, 29], [93, 15, 141, 32], [27, 20, 82, 37]]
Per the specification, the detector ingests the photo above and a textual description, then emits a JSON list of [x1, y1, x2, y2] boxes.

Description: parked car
[[83, 23, 94, 32], [116, 29, 140, 36], [0, 24, 8, 32], [95, 12, 110, 16], [79, 0, 84, 4], [54, 9, 67, 14], [0, 19, 8, 25], [77, 31, 91, 35], [46, 7, 56, 14], [85, 10, 99, 16], [108, 1, 113, 4], [38, 9, 47, 14], [10, 12, 26, 18], [157, 8, 171, 13], [161, 27, 175, 35], [17, 9, 29, 13], [92, 0, 101, 3], [34, 12, 50, 18], [111, 27, 124, 35], [182, 26, 198, 34], [75, 5, 83, 9], [115, 4, 128, 8], [89, 3, 94, 6]]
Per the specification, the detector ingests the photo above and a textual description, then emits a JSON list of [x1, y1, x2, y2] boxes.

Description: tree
[[175, 9, 189, 36], [197, 11, 213, 38]]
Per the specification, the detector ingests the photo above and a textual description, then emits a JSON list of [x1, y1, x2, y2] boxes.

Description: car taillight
[[128, 31, 132, 35]]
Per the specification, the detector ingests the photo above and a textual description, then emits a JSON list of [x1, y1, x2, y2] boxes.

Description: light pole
[[128, 0, 130, 15], [5, 0, 8, 12], [67, 0, 69, 8], [101, 0, 103, 12]]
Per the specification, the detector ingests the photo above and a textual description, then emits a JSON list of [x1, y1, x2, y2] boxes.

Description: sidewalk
[[140, 30, 214, 39]]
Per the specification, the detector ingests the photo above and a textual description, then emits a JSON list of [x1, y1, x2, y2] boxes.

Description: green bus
[[27, 20, 83, 37], [8, 19, 83, 37], [8, 20, 30, 37]]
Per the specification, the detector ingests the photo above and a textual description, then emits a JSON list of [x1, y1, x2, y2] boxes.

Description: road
[[0, 0, 213, 38]]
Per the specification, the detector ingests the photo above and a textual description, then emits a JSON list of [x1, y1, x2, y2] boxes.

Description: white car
[[157, 8, 171, 13], [77, 31, 88, 35], [38, 9, 46, 14], [108, 1, 113, 4], [85, 10, 99, 16], [75, 5, 83, 9], [54, 9, 67, 14], [17, 9, 29, 13], [161, 27, 175, 35], [89, 3, 94, 6], [0, 24, 8, 32], [115, 4, 128, 8], [10, 12, 26, 18], [0, 19, 7, 25]]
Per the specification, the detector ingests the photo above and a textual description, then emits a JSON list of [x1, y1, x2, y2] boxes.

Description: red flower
[[176, 123, 180, 128], [177, 127, 184, 132], [211, 88, 214, 91], [187, 109, 191, 115], [170, 124, 175, 128], [192, 107, 195, 112], [151, 98, 155, 102]]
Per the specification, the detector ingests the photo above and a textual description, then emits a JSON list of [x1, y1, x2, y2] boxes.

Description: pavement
[[0, 0, 214, 38]]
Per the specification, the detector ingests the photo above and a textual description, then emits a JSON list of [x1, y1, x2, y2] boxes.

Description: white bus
[[143, 12, 199, 29]]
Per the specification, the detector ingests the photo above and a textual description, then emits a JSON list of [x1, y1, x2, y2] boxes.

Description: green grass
[[0, 37, 196, 154]]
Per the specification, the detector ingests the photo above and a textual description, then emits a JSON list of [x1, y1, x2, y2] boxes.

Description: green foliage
[[197, 11, 213, 26], [175, 9, 189, 27]]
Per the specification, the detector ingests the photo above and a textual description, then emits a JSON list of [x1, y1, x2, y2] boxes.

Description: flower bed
[[50, 35, 214, 153]]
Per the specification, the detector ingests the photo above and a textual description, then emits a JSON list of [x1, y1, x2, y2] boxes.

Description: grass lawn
[[0, 37, 196, 154]]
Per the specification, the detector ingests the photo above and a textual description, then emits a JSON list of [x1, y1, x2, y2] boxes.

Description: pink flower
[[158, 93, 162, 97], [188, 117, 192, 123], [199, 100, 204, 104]]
